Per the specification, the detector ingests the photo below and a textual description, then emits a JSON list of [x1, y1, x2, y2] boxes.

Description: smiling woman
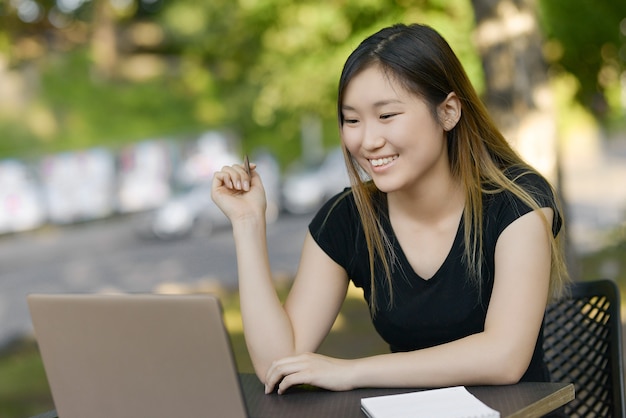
[[210, 23, 570, 403]]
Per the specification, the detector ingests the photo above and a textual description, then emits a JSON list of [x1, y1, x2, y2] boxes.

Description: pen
[[244, 154, 251, 177]]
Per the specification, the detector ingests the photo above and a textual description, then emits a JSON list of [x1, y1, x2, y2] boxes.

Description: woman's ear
[[438, 92, 462, 132]]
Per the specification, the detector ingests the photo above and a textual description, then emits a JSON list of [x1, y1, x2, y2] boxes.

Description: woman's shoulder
[[503, 165, 554, 193], [307, 188, 363, 268], [487, 164, 562, 236], [310, 188, 356, 229], [481, 165, 556, 206]]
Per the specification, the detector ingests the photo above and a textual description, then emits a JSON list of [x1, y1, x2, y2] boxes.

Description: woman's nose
[[362, 126, 385, 150]]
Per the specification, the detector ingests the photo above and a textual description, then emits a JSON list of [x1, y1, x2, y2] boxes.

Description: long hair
[[336, 23, 569, 314]]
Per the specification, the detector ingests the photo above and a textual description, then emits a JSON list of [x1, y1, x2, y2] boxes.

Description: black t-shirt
[[308, 170, 561, 382]]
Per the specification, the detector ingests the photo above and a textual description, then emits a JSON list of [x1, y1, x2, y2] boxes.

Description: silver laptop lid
[[27, 293, 248, 418]]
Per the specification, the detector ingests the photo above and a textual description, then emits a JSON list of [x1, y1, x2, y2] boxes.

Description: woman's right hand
[[211, 161, 267, 224]]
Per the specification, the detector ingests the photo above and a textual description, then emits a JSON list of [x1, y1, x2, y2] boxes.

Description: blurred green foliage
[[537, 0, 626, 125], [0, 0, 478, 165], [41, 54, 204, 143], [1, 0, 623, 163]]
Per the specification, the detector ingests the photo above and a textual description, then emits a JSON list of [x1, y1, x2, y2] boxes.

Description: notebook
[[361, 386, 500, 418], [27, 293, 248, 418]]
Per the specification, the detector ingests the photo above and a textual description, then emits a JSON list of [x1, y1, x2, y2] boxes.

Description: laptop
[[27, 293, 249, 418]]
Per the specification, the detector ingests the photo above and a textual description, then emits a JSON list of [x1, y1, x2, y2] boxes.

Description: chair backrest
[[543, 279, 626, 418]]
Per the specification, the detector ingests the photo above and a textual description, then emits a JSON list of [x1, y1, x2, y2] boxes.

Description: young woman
[[211, 23, 569, 395]]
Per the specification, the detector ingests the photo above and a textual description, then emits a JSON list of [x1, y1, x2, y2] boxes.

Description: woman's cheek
[[341, 129, 360, 155]]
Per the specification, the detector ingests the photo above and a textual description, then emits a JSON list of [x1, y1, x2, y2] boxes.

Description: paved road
[[0, 213, 312, 347]]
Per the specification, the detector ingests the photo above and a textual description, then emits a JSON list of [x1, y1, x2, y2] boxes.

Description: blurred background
[[0, 0, 625, 416]]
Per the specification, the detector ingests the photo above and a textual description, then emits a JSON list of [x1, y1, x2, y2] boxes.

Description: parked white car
[[175, 131, 240, 186], [116, 140, 174, 214], [138, 183, 226, 239], [0, 159, 46, 234], [139, 149, 282, 240], [281, 148, 351, 215], [40, 148, 116, 224]]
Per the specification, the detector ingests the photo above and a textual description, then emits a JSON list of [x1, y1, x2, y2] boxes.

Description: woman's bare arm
[[212, 164, 349, 381]]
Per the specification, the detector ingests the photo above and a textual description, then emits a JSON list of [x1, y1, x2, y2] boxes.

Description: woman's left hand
[[264, 353, 355, 394]]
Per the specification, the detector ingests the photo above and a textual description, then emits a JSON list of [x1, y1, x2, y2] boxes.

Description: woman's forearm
[[350, 331, 533, 389], [231, 216, 297, 380]]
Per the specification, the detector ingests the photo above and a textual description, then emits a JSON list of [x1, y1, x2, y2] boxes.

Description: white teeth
[[370, 156, 397, 167]]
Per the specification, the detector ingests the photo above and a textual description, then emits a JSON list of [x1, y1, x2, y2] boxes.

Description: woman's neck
[[387, 174, 465, 225]]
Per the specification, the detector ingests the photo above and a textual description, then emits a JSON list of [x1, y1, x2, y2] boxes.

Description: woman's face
[[340, 65, 454, 195]]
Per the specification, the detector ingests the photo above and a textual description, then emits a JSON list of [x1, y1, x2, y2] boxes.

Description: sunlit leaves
[[161, 2, 208, 39], [537, 0, 626, 116]]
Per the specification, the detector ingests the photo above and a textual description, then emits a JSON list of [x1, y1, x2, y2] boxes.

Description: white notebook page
[[361, 386, 500, 418]]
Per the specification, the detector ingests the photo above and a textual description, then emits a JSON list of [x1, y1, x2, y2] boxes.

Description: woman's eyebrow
[[341, 99, 403, 111]]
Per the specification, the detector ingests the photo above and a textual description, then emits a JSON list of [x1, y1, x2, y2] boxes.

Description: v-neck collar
[[379, 198, 465, 283]]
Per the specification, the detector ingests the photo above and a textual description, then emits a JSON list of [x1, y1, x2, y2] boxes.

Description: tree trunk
[[470, 0, 580, 278], [470, 0, 558, 184], [91, 0, 118, 80]]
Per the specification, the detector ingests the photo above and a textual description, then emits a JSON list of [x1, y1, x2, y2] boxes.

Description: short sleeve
[[308, 189, 362, 274], [490, 170, 562, 239]]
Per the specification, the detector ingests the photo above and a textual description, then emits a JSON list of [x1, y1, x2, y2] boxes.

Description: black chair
[[543, 279, 626, 417]]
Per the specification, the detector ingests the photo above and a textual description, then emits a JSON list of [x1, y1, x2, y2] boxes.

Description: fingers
[[264, 354, 313, 395], [265, 363, 300, 395], [214, 162, 256, 192], [263, 354, 353, 394]]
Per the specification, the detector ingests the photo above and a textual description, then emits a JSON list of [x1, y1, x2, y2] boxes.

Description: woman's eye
[[380, 113, 398, 120], [344, 118, 359, 124]]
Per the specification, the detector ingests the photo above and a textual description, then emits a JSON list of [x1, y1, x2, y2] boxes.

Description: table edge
[[506, 383, 575, 418]]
